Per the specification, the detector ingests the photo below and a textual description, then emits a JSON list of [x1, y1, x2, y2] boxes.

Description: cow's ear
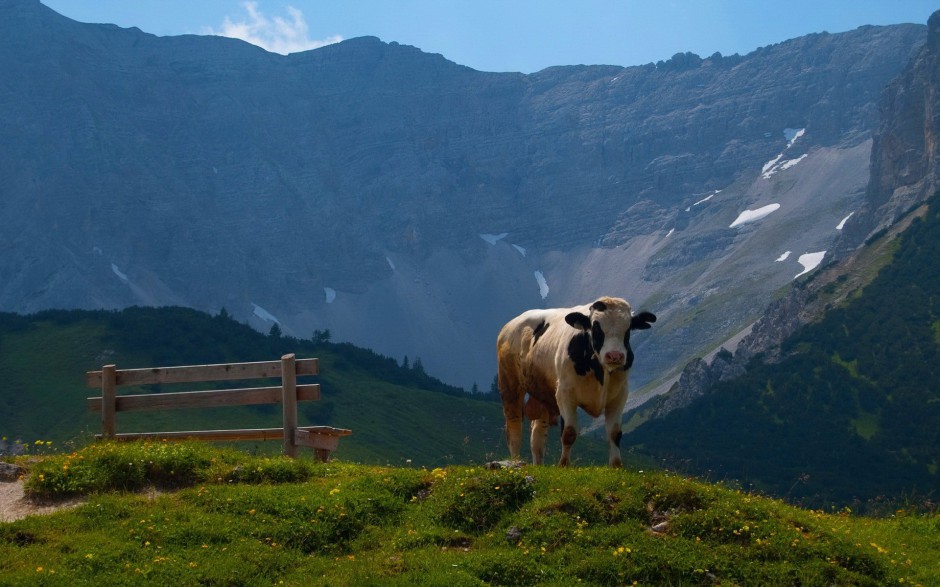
[[565, 312, 591, 331], [591, 300, 608, 312], [631, 311, 657, 330]]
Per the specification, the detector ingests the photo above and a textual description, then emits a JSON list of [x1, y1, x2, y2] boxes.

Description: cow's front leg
[[604, 390, 629, 468], [557, 402, 580, 467]]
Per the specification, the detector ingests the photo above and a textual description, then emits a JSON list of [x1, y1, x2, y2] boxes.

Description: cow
[[496, 296, 656, 467]]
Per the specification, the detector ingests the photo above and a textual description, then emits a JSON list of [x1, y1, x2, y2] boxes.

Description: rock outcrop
[[839, 10, 940, 251]]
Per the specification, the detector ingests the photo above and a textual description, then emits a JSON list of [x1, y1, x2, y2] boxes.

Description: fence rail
[[85, 353, 350, 460]]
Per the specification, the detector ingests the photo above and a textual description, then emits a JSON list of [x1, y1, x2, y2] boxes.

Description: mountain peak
[[929, 9, 940, 46]]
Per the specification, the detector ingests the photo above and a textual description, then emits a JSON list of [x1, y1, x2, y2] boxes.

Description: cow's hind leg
[[500, 392, 524, 461], [503, 408, 523, 461], [525, 396, 549, 465], [498, 360, 525, 461]]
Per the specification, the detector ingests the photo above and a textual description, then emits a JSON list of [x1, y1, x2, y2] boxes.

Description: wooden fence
[[86, 353, 351, 461]]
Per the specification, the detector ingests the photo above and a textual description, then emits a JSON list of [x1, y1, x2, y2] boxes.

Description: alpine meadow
[[3, 1, 940, 585]]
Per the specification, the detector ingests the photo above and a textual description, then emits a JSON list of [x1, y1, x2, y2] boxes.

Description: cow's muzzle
[[604, 350, 625, 366]]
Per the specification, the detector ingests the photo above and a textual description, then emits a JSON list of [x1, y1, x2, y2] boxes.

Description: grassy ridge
[[2, 442, 938, 586], [0, 308, 510, 466]]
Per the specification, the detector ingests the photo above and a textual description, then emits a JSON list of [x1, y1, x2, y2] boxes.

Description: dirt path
[[0, 481, 84, 523]]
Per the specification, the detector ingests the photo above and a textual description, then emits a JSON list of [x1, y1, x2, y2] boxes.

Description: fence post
[[101, 364, 117, 439], [281, 354, 298, 457]]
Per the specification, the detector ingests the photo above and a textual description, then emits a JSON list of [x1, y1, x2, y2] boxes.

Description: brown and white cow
[[496, 297, 655, 467]]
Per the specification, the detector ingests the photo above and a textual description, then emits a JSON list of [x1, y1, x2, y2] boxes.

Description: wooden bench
[[86, 353, 351, 461]]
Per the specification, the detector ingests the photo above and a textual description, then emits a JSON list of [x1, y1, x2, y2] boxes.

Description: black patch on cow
[[630, 311, 657, 330], [561, 425, 578, 446], [567, 332, 605, 384], [622, 329, 635, 370], [591, 300, 608, 312], [591, 361, 604, 383], [565, 312, 591, 331], [621, 311, 654, 370], [532, 320, 549, 345], [611, 430, 623, 447], [590, 321, 605, 355]]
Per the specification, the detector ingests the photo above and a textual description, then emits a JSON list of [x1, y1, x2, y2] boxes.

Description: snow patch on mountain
[[763, 154, 808, 178], [480, 233, 508, 245], [836, 212, 854, 230], [775, 251, 791, 262], [795, 251, 826, 279], [534, 270, 549, 299], [762, 128, 807, 178], [512, 244, 527, 256], [730, 203, 780, 228], [111, 263, 129, 283], [252, 303, 279, 323], [784, 127, 806, 147], [324, 287, 337, 303], [685, 190, 720, 211]]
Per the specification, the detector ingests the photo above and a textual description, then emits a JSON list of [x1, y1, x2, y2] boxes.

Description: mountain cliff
[[628, 192, 940, 506], [0, 0, 928, 389], [649, 9, 940, 417], [624, 10, 940, 507], [839, 10, 940, 249]]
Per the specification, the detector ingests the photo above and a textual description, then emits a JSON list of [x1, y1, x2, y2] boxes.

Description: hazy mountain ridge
[[0, 0, 928, 389]]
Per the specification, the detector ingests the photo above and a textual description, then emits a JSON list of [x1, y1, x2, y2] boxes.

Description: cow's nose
[[605, 350, 625, 364]]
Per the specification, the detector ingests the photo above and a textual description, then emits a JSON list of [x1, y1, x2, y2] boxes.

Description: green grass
[[0, 309, 508, 467], [2, 442, 937, 586]]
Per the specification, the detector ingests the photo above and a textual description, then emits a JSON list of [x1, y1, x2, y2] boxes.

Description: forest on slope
[[628, 194, 940, 509]]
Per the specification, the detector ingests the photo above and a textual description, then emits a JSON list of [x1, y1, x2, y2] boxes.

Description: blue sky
[[40, 1, 938, 73]]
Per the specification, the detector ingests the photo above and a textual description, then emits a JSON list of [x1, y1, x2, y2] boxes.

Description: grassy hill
[[0, 307, 515, 467], [628, 194, 940, 509], [1, 441, 938, 585]]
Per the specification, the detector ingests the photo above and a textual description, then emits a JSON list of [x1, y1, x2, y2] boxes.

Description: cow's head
[[565, 297, 656, 374]]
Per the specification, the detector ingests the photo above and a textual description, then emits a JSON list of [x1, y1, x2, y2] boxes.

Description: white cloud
[[206, 2, 342, 55]]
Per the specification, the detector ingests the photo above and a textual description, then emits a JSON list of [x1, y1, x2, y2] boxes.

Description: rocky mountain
[[0, 0, 928, 390], [646, 9, 940, 418], [627, 190, 940, 507], [840, 10, 940, 249], [619, 10, 940, 507]]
